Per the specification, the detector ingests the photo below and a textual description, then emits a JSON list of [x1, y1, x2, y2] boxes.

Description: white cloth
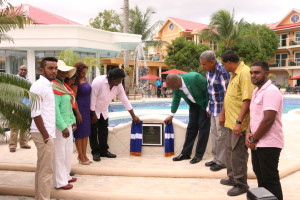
[[30, 75, 56, 138], [90, 75, 133, 120], [180, 77, 196, 103], [53, 125, 73, 188]]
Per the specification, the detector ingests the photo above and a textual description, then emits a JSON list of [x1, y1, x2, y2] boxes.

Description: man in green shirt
[[164, 72, 210, 164]]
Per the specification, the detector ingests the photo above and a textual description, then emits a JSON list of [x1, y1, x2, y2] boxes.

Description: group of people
[[12, 49, 283, 200], [25, 57, 140, 199], [164, 50, 283, 199]]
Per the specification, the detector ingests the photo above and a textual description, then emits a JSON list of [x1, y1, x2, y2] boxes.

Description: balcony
[[269, 58, 300, 69], [279, 38, 300, 48]]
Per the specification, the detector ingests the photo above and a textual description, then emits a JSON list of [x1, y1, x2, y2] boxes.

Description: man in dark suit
[[164, 72, 210, 164]]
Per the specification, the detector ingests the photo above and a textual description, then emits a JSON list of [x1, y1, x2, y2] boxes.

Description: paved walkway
[[0, 109, 300, 199]]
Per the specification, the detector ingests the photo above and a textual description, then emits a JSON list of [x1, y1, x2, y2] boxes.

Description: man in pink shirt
[[246, 61, 283, 200], [90, 68, 140, 162]]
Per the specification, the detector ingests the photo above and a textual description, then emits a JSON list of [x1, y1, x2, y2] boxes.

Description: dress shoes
[[92, 153, 101, 162], [205, 160, 216, 167], [210, 164, 226, 171], [190, 156, 202, 164], [68, 177, 77, 183], [227, 185, 248, 196], [220, 179, 235, 186], [172, 154, 191, 161], [21, 145, 31, 149], [69, 171, 75, 176], [100, 151, 117, 158], [9, 148, 16, 153], [57, 184, 73, 190]]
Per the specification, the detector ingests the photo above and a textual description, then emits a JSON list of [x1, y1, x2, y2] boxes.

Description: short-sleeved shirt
[[224, 62, 255, 131], [30, 75, 56, 138], [250, 80, 284, 148]]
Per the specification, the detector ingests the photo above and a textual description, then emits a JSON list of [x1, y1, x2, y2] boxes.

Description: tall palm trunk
[[123, 0, 130, 91]]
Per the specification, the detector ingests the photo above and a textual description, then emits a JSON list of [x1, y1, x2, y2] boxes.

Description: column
[[135, 65, 139, 87], [27, 49, 36, 81], [104, 64, 107, 75], [159, 66, 162, 78]]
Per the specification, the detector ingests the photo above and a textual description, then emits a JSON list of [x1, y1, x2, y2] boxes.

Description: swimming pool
[[108, 98, 300, 127]]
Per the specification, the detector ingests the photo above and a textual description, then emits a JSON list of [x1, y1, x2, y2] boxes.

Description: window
[[0, 50, 27, 74], [169, 23, 174, 31], [210, 40, 217, 51], [295, 32, 300, 42], [275, 54, 288, 67], [279, 34, 288, 47], [185, 36, 193, 41], [295, 52, 300, 66]]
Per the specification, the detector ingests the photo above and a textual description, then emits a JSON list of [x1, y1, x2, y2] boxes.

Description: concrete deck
[[0, 98, 300, 200]]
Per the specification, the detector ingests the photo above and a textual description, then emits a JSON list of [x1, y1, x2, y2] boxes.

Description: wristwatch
[[236, 120, 242, 124], [249, 136, 259, 143]]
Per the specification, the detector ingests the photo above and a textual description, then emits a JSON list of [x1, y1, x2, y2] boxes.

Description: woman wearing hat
[[52, 60, 77, 190]]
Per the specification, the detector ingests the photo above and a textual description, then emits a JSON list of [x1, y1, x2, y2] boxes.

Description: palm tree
[[0, 73, 40, 134], [199, 9, 247, 52], [0, 0, 34, 43]]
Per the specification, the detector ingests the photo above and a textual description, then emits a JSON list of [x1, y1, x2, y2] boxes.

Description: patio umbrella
[[139, 74, 160, 79], [290, 76, 300, 80], [161, 69, 187, 74]]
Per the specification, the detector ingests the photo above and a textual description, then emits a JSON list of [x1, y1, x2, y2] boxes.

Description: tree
[[89, 10, 122, 32], [57, 49, 80, 66], [0, 73, 39, 134], [199, 9, 249, 54], [0, 0, 33, 43], [233, 24, 279, 64], [165, 37, 210, 72]]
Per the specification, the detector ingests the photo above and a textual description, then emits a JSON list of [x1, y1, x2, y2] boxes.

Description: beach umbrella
[[290, 76, 300, 80], [161, 69, 187, 74], [139, 74, 160, 79]]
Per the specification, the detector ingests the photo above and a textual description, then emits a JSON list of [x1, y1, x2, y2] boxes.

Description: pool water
[[108, 98, 300, 127]]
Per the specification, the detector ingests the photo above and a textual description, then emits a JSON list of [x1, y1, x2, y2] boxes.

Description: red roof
[[16, 4, 81, 25], [169, 17, 208, 31], [273, 22, 300, 30]]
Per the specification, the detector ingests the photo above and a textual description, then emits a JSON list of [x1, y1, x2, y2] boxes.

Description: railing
[[128, 53, 166, 62], [279, 38, 300, 47], [269, 58, 300, 67]]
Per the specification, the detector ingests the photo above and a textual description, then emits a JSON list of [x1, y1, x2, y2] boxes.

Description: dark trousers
[[181, 103, 210, 158], [251, 148, 283, 200], [224, 128, 249, 188], [157, 86, 161, 98], [89, 114, 109, 155]]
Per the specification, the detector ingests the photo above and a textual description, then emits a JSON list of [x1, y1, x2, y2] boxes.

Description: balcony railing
[[128, 53, 165, 62], [269, 58, 300, 67], [279, 38, 300, 47]]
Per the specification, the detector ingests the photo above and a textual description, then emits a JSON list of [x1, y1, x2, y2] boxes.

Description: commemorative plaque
[[142, 123, 163, 146]]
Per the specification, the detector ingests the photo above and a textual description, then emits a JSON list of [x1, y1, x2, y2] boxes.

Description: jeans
[[251, 147, 283, 200]]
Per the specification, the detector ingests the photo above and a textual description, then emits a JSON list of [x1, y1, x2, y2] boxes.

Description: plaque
[[142, 123, 163, 146]]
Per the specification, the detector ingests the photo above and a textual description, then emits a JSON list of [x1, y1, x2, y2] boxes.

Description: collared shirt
[[250, 80, 284, 148], [224, 62, 255, 131], [180, 77, 196, 103], [90, 75, 133, 120], [206, 62, 230, 116], [155, 80, 162, 87], [30, 75, 56, 138]]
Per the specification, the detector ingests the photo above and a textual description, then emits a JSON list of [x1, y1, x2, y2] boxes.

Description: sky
[[6, 0, 300, 26]]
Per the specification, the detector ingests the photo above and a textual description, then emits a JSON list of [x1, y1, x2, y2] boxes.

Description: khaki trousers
[[210, 116, 227, 166], [9, 129, 29, 148], [224, 128, 249, 188], [31, 132, 54, 200]]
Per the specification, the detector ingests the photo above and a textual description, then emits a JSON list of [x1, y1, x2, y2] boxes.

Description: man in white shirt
[[90, 68, 140, 162], [30, 57, 58, 200]]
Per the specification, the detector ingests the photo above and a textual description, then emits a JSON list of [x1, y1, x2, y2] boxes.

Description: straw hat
[[57, 60, 76, 78]]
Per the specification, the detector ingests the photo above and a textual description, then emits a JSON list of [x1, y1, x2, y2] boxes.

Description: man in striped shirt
[[200, 50, 230, 171]]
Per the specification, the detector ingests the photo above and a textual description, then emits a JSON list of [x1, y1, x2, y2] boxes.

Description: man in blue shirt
[[200, 50, 230, 171], [155, 78, 162, 98], [9, 65, 31, 152]]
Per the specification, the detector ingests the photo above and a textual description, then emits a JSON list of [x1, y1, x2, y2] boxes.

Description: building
[[269, 9, 300, 86], [0, 4, 141, 81]]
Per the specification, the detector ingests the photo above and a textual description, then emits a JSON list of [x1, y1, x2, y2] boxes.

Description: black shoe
[[205, 160, 216, 167], [100, 151, 117, 158], [220, 179, 235, 186], [172, 154, 191, 161], [190, 156, 202, 164], [210, 164, 226, 171], [227, 186, 248, 196], [69, 171, 75, 176], [93, 153, 101, 162]]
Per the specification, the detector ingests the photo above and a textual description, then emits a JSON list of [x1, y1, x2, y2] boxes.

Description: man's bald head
[[166, 73, 182, 90], [18, 65, 28, 78]]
